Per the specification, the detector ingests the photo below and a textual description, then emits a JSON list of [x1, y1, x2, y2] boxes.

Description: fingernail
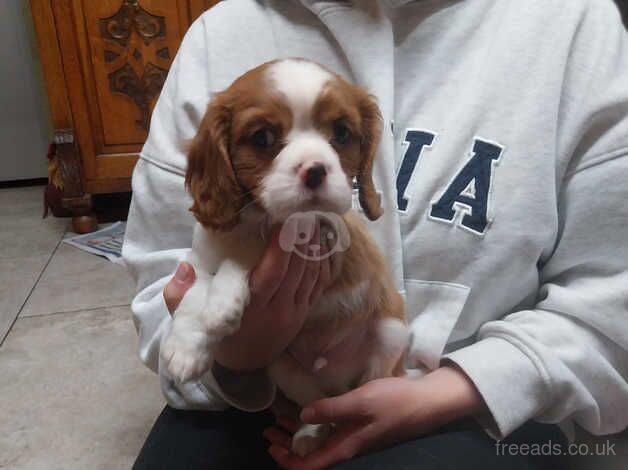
[[300, 407, 315, 423], [174, 263, 192, 283]]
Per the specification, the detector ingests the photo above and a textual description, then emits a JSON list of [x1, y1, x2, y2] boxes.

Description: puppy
[[162, 59, 408, 456]]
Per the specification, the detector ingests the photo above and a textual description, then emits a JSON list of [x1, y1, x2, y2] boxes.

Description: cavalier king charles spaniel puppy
[[162, 58, 408, 456]]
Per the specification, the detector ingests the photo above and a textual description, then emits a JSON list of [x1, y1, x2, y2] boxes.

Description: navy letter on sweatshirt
[[397, 130, 435, 212], [430, 139, 504, 235]]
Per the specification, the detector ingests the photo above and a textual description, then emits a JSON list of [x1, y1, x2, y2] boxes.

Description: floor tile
[[21, 243, 135, 317], [0, 306, 164, 470], [0, 185, 44, 209], [0, 255, 49, 343], [0, 187, 68, 260]]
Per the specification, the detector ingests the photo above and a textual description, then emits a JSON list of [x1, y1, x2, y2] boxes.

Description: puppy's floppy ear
[[357, 93, 384, 221], [185, 93, 243, 231]]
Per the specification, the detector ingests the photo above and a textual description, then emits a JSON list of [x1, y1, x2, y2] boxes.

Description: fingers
[[297, 426, 363, 470], [268, 444, 304, 470], [268, 425, 364, 470], [251, 217, 325, 307], [262, 417, 303, 468], [294, 257, 319, 305], [300, 391, 367, 425], [307, 235, 331, 307], [304, 426, 363, 470], [263, 426, 293, 449], [294, 221, 336, 308], [281, 220, 320, 300], [249, 227, 293, 303], [276, 416, 301, 434], [264, 424, 305, 470], [279, 248, 308, 301], [294, 224, 322, 306], [163, 262, 196, 314]]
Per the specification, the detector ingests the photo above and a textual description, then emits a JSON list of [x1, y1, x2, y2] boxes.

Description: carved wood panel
[[31, 0, 219, 194], [99, 0, 170, 131], [80, 0, 184, 151]]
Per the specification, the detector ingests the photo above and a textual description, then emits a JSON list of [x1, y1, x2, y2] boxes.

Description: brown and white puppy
[[162, 59, 408, 456]]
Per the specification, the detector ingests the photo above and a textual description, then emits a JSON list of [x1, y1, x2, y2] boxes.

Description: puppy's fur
[[162, 59, 408, 456]]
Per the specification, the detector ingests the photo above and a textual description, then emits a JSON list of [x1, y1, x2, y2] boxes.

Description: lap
[[334, 421, 569, 470], [133, 406, 277, 470], [134, 406, 569, 470]]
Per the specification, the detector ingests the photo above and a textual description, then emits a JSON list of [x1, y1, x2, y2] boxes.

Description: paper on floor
[[63, 222, 126, 265]]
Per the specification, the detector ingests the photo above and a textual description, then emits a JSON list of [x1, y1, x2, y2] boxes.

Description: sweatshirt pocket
[[404, 279, 470, 370]]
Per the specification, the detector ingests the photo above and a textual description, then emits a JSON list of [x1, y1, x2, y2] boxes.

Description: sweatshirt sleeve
[[445, 1, 628, 440], [122, 15, 275, 412]]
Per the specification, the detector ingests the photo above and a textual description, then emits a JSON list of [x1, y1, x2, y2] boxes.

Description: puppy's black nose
[[304, 163, 327, 189]]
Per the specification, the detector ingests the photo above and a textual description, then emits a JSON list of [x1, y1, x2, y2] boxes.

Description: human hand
[[264, 365, 486, 470], [212, 222, 331, 370], [164, 262, 196, 313], [163, 222, 331, 372]]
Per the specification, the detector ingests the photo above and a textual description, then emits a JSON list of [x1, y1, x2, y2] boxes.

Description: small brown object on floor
[[72, 215, 98, 234]]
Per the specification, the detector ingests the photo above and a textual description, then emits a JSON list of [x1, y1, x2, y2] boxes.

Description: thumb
[[300, 390, 366, 425], [164, 262, 196, 314]]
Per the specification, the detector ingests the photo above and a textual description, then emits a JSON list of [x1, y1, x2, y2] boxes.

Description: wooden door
[[31, 0, 218, 194]]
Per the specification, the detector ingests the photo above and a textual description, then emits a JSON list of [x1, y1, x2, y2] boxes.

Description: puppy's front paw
[[204, 294, 246, 339], [162, 321, 211, 383], [292, 424, 332, 458]]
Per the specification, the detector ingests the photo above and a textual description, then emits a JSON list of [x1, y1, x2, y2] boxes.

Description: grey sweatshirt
[[122, 0, 628, 440]]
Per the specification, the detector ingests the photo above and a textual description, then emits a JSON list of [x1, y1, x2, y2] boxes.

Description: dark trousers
[[133, 406, 570, 470]]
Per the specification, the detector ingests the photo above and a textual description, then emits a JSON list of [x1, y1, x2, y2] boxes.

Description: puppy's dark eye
[[251, 129, 276, 149], [332, 122, 352, 146]]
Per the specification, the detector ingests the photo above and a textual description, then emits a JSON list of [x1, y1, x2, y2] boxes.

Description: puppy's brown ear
[[185, 94, 242, 231], [357, 93, 384, 221]]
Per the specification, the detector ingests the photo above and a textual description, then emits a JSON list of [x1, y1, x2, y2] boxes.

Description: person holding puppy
[[123, 1, 628, 469]]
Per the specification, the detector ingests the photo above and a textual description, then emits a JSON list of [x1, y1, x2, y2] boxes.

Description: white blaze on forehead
[[266, 59, 333, 129]]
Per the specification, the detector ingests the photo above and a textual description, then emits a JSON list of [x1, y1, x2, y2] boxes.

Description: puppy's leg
[[360, 317, 409, 384], [162, 274, 213, 383], [162, 221, 256, 383], [269, 353, 326, 406], [203, 259, 250, 339], [269, 354, 333, 458], [292, 424, 333, 459]]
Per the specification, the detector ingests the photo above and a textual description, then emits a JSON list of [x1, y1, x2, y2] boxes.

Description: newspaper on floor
[[63, 222, 126, 265]]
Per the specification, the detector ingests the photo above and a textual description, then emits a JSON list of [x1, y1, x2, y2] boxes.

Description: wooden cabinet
[[30, 0, 219, 231]]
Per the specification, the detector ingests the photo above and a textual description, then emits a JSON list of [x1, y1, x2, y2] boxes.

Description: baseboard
[[0, 178, 48, 189]]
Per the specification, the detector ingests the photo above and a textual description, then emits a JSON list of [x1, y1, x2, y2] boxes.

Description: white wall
[[0, 0, 50, 182]]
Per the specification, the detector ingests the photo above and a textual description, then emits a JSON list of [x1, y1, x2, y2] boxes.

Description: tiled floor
[[0, 186, 163, 469], [0, 187, 67, 342], [1, 185, 626, 469]]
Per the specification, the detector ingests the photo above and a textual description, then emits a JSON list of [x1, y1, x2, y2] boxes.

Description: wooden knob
[[72, 215, 98, 234]]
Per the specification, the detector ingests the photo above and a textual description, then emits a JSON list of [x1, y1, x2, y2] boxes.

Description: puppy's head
[[186, 59, 383, 231]]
